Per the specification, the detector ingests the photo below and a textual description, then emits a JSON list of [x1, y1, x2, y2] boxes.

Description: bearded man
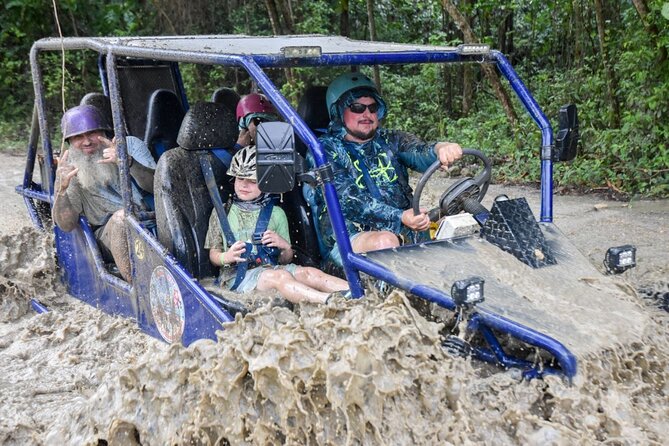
[[310, 72, 463, 266], [52, 105, 154, 282]]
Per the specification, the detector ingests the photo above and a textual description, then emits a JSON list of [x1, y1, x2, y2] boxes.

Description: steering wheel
[[412, 148, 492, 221]]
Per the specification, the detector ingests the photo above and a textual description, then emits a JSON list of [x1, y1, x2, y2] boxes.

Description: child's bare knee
[[294, 266, 317, 280], [264, 269, 292, 287]]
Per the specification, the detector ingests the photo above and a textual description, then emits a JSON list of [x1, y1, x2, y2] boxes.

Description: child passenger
[[205, 145, 350, 304]]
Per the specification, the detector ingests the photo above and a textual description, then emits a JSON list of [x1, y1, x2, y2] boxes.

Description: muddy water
[[2, 227, 668, 444], [1, 154, 669, 444]]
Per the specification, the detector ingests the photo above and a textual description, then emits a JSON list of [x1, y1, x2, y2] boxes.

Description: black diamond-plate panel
[[481, 198, 556, 268]]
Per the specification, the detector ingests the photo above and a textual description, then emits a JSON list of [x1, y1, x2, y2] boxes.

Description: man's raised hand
[[97, 135, 119, 164], [55, 150, 79, 194]]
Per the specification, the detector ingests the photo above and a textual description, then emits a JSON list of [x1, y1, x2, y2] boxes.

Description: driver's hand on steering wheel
[[402, 208, 430, 231], [434, 142, 463, 169]]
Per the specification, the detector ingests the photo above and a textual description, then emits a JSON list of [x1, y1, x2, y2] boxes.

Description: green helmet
[[325, 72, 386, 120]]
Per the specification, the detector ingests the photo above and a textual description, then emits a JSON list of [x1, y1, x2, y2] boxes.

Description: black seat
[[211, 87, 240, 116], [295, 86, 329, 157], [80, 92, 114, 128], [154, 102, 237, 279], [144, 89, 186, 162], [276, 86, 332, 269], [277, 187, 321, 268]]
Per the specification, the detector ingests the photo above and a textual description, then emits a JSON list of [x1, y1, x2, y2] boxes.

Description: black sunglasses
[[348, 102, 380, 114]]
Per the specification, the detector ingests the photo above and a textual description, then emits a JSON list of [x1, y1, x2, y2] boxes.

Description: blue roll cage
[[18, 35, 573, 379]]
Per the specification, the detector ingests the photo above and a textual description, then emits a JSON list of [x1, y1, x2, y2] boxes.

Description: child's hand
[[222, 240, 247, 264], [261, 230, 290, 251]]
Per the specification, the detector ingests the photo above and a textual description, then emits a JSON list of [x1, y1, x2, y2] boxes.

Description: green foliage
[[294, 0, 337, 34], [1, 0, 667, 197], [0, 0, 152, 122], [0, 118, 30, 153]]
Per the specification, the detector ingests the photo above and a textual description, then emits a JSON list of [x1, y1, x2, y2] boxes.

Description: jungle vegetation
[[1, 0, 668, 197]]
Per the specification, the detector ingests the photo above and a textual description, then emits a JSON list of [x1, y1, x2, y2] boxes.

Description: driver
[[311, 72, 463, 264]]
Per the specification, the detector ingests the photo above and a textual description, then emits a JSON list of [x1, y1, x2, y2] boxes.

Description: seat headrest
[[145, 89, 186, 140], [80, 92, 112, 126], [176, 101, 238, 151], [211, 87, 241, 115], [297, 86, 330, 131]]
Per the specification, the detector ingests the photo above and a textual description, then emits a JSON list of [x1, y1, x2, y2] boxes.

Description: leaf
[[663, 3, 669, 20]]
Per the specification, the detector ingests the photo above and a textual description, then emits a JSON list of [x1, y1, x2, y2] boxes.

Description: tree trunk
[[631, 0, 667, 62], [572, 0, 584, 67], [264, 0, 295, 87], [340, 0, 350, 37], [265, 0, 281, 36], [441, 5, 454, 116], [462, 65, 472, 115], [366, 0, 382, 92], [276, 0, 294, 34], [460, 0, 472, 115], [632, 0, 650, 17], [498, 10, 514, 57], [593, 0, 621, 128], [442, 0, 518, 127], [264, 0, 282, 34]]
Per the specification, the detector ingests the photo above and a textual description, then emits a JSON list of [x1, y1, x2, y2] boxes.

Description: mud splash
[[0, 228, 160, 445], [42, 289, 669, 445], [1, 198, 668, 444], [0, 227, 60, 321]]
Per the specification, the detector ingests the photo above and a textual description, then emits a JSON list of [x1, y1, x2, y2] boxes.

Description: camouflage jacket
[[310, 126, 437, 251]]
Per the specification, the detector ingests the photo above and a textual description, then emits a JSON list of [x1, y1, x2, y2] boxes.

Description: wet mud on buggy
[[17, 35, 646, 380]]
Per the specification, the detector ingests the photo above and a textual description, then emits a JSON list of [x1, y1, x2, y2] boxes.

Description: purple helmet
[[61, 105, 110, 141]]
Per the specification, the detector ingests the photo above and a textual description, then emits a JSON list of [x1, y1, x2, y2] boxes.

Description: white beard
[[68, 148, 120, 191]]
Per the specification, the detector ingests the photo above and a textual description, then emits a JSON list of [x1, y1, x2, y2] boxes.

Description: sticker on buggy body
[[149, 266, 185, 343]]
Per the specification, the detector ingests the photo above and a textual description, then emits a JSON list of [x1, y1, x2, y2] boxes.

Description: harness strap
[[198, 154, 246, 289], [253, 198, 275, 243], [230, 242, 252, 291], [211, 148, 233, 167], [199, 154, 236, 244], [345, 147, 383, 199], [229, 198, 277, 290]]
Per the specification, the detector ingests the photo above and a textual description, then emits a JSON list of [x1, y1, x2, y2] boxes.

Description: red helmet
[[235, 93, 277, 121]]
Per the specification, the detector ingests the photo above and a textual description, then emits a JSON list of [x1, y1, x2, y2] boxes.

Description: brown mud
[[1, 151, 667, 445]]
